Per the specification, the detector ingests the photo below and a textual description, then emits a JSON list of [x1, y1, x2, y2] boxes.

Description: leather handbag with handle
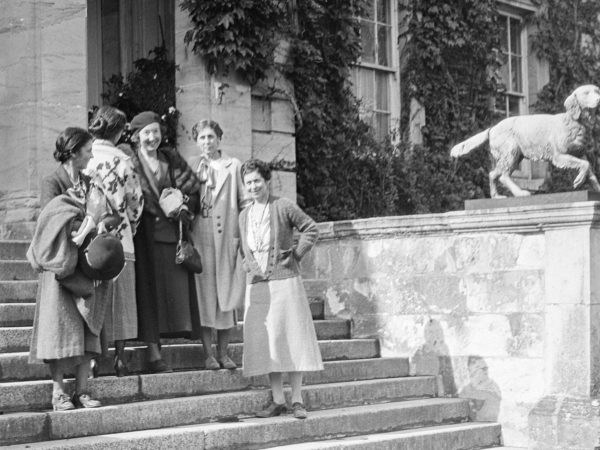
[[175, 219, 202, 273]]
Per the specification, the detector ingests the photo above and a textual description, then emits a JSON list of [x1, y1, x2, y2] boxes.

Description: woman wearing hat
[[129, 111, 202, 373], [87, 106, 144, 377], [28, 127, 105, 411]]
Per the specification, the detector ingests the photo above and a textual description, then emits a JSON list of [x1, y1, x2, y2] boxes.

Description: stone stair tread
[[269, 422, 502, 449], [0, 358, 412, 413], [0, 280, 38, 302], [0, 339, 380, 381], [0, 319, 351, 351], [1, 396, 472, 447], [0, 240, 29, 260]]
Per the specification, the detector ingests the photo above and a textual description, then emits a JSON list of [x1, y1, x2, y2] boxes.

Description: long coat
[[188, 154, 249, 314]]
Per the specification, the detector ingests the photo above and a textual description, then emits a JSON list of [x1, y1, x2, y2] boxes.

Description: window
[[496, 14, 527, 117], [351, 0, 400, 140]]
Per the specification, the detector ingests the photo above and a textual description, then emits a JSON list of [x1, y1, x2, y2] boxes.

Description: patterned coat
[[86, 140, 143, 256]]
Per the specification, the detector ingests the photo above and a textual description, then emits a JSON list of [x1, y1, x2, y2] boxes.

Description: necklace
[[250, 201, 269, 250]]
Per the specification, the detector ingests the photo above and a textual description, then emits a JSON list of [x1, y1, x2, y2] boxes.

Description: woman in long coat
[[29, 127, 104, 411], [87, 106, 143, 376], [188, 119, 249, 370], [129, 111, 202, 373]]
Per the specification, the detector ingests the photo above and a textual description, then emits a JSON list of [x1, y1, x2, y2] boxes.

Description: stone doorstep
[[0, 396, 470, 447], [0, 280, 37, 303], [0, 260, 37, 281], [0, 222, 35, 241], [0, 303, 35, 327], [0, 240, 29, 260], [0, 339, 381, 382], [270, 422, 502, 449], [0, 358, 412, 413], [1, 423, 503, 450], [0, 319, 351, 353]]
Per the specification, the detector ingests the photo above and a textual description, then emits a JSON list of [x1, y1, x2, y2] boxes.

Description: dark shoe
[[205, 355, 220, 370], [256, 401, 287, 418], [114, 356, 129, 377], [52, 393, 75, 411], [291, 402, 307, 419], [148, 359, 172, 373], [218, 355, 237, 370], [71, 392, 102, 409]]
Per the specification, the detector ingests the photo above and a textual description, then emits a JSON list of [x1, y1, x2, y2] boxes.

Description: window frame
[[352, 0, 401, 140]]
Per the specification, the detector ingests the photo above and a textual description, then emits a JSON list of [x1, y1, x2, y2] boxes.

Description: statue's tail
[[450, 129, 490, 158]]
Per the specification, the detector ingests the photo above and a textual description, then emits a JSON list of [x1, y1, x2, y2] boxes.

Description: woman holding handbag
[[188, 119, 249, 370], [129, 111, 202, 373], [87, 106, 143, 377]]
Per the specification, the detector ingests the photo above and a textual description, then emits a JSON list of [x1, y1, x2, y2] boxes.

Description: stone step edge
[[1, 397, 471, 448], [270, 422, 502, 449], [0, 357, 413, 412]]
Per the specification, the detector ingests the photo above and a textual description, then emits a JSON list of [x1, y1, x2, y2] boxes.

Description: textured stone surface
[[0, 303, 35, 326], [0, 280, 37, 302], [0, 240, 29, 260]]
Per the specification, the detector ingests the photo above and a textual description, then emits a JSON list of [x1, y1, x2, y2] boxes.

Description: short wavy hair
[[191, 119, 223, 141], [241, 158, 272, 181], [53, 127, 93, 163]]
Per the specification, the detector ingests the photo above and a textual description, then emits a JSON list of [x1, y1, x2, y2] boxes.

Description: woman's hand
[[71, 215, 97, 247]]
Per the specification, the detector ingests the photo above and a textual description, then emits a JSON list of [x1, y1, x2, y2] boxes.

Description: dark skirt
[[134, 212, 200, 343]]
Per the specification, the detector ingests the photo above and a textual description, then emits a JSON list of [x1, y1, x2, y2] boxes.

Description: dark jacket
[[40, 165, 91, 209], [239, 196, 318, 284]]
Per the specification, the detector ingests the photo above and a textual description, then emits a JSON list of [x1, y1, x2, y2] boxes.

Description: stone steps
[[1, 396, 475, 448], [0, 319, 351, 352], [0, 280, 37, 302], [0, 239, 29, 259], [270, 422, 503, 449], [0, 357, 410, 413], [0, 302, 35, 326], [0, 260, 37, 280], [0, 338, 380, 381], [0, 222, 35, 241]]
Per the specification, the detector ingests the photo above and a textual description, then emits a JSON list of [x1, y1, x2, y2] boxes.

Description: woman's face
[[196, 127, 220, 157], [70, 139, 93, 172], [244, 170, 269, 202], [139, 122, 162, 153]]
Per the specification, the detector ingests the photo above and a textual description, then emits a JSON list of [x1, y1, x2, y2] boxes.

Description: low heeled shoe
[[256, 402, 287, 418], [52, 393, 75, 411], [205, 355, 220, 370], [218, 355, 237, 370], [71, 392, 102, 409], [291, 402, 308, 419]]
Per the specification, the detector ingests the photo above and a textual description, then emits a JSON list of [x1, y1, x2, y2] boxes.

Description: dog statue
[[450, 84, 600, 198]]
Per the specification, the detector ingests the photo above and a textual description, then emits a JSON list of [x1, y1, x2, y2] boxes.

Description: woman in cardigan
[[188, 119, 249, 370], [28, 127, 102, 411], [129, 111, 202, 373], [239, 159, 323, 420], [87, 106, 143, 377]]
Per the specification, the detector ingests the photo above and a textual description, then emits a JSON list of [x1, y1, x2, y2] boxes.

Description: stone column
[[529, 225, 600, 449], [0, 0, 88, 238]]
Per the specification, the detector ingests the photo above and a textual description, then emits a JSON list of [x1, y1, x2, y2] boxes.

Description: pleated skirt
[[99, 261, 138, 342], [242, 276, 324, 377]]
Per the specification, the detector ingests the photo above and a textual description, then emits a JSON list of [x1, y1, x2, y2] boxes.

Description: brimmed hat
[[130, 111, 161, 134], [79, 232, 125, 280]]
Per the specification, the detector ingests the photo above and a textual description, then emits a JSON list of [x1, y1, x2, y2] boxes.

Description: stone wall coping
[[316, 201, 600, 240]]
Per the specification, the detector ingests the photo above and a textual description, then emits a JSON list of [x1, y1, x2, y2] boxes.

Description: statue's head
[[564, 84, 600, 120]]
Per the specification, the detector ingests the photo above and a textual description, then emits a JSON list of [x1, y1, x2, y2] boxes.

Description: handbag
[[159, 187, 186, 218], [175, 219, 202, 273]]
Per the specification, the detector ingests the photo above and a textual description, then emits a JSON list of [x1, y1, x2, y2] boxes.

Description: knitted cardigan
[[239, 195, 318, 284]]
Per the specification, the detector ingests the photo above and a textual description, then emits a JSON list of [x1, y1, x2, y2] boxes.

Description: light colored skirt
[[100, 261, 138, 342], [242, 276, 324, 377], [193, 216, 234, 329]]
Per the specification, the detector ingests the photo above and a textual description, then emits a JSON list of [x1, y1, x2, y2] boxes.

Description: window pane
[[511, 55, 522, 92], [377, 24, 391, 66], [377, 0, 390, 24], [498, 52, 508, 91], [363, 1, 374, 20], [508, 95, 520, 116], [375, 112, 390, 140], [510, 18, 521, 55], [359, 68, 375, 110], [376, 71, 389, 110], [500, 16, 508, 52], [361, 21, 375, 63]]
